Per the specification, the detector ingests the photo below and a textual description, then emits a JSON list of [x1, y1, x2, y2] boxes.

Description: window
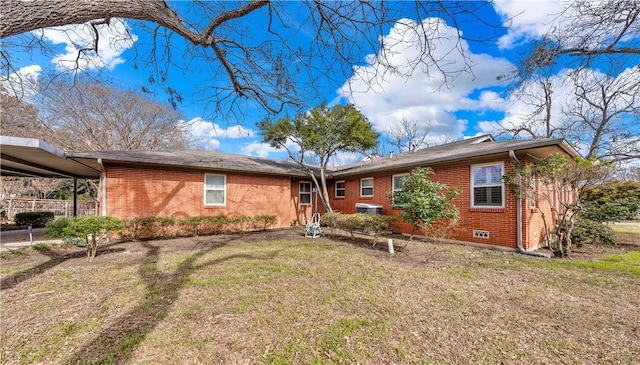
[[360, 177, 374, 197], [335, 181, 345, 198], [392, 173, 409, 206], [392, 174, 409, 193], [471, 163, 504, 207], [204, 174, 226, 205], [299, 181, 312, 205]]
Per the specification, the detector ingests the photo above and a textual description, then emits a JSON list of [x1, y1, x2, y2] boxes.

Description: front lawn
[[1, 229, 639, 364]]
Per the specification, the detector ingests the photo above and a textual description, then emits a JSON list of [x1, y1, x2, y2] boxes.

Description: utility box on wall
[[355, 203, 383, 215]]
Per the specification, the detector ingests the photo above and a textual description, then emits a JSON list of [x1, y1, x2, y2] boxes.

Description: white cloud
[[338, 17, 513, 141], [241, 141, 282, 158], [181, 117, 255, 151], [34, 18, 136, 71], [0, 65, 42, 101], [492, 0, 565, 49]]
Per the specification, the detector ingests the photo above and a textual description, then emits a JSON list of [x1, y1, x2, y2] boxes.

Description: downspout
[[509, 150, 550, 258], [97, 158, 107, 217]]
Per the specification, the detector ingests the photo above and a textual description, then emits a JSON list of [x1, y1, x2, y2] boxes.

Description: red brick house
[[64, 135, 581, 253], [0, 134, 580, 253]]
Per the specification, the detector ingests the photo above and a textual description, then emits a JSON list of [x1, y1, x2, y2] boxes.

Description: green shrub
[[14, 211, 55, 228], [230, 215, 252, 231], [178, 216, 203, 236], [320, 211, 343, 235], [44, 216, 124, 260], [582, 181, 640, 222], [571, 217, 617, 246], [126, 217, 158, 240], [252, 214, 278, 231], [320, 212, 395, 240], [202, 215, 230, 234]]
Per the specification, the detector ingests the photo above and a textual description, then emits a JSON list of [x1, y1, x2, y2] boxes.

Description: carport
[[0, 136, 102, 216]]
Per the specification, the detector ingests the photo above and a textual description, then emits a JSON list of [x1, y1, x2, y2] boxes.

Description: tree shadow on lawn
[[0, 242, 126, 290], [63, 240, 286, 365]]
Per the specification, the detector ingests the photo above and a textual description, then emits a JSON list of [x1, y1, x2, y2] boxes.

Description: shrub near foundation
[[320, 212, 395, 240], [44, 216, 124, 260], [124, 214, 278, 240]]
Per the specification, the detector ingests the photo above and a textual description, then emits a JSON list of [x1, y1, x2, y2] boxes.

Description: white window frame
[[335, 180, 345, 198], [360, 177, 374, 197], [471, 162, 504, 208], [204, 173, 226, 206], [299, 181, 312, 205], [392, 173, 409, 206]]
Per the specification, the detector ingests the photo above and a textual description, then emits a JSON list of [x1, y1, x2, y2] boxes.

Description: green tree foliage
[[259, 103, 379, 212], [390, 167, 460, 239], [44, 216, 124, 260], [504, 154, 611, 257], [582, 180, 640, 222]]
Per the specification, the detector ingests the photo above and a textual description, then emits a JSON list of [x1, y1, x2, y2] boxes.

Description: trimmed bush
[[251, 214, 278, 231], [178, 216, 203, 236], [320, 212, 395, 241], [44, 216, 124, 260], [124, 214, 280, 240], [14, 211, 55, 228], [230, 215, 252, 231]]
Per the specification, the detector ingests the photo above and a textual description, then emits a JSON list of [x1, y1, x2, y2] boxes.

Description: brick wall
[[329, 160, 528, 250], [104, 166, 312, 227]]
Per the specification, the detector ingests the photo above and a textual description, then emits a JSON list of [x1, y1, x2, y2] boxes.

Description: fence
[[1, 198, 99, 221]]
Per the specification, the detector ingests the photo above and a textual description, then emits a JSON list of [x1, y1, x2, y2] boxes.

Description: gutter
[[509, 150, 551, 258]]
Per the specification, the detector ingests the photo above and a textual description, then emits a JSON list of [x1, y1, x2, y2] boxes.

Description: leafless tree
[[562, 65, 640, 162], [0, 0, 500, 118], [35, 76, 191, 151], [0, 89, 41, 138], [500, 74, 561, 139], [519, 0, 639, 80], [386, 117, 432, 153]]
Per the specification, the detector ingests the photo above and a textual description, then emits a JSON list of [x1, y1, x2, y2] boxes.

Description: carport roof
[[0, 136, 101, 178]]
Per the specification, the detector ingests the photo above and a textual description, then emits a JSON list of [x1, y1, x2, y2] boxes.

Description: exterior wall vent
[[473, 230, 490, 239]]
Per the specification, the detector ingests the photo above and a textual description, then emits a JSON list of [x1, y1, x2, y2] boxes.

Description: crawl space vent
[[473, 230, 490, 239]]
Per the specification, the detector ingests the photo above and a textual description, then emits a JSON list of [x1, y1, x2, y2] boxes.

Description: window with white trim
[[299, 181, 312, 205], [392, 173, 409, 206], [471, 163, 504, 207], [360, 177, 374, 197], [204, 174, 226, 205], [335, 181, 345, 198]]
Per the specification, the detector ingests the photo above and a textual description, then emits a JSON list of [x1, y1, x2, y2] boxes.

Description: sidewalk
[[0, 228, 63, 251]]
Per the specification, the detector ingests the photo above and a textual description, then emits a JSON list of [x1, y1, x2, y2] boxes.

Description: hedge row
[[14, 211, 55, 228], [124, 214, 278, 240], [320, 212, 396, 240]]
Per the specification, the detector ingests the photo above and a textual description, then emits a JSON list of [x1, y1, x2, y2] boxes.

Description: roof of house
[[66, 150, 312, 178], [327, 135, 581, 178], [1, 134, 581, 180]]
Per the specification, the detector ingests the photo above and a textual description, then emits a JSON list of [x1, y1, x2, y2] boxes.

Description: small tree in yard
[[391, 167, 460, 243], [259, 103, 379, 212], [504, 154, 610, 258], [45, 216, 124, 260]]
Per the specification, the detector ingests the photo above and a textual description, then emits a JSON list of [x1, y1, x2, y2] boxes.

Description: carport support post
[[73, 178, 78, 217]]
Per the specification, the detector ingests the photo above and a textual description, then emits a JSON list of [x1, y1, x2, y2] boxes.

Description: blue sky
[[4, 0, 639, 163]]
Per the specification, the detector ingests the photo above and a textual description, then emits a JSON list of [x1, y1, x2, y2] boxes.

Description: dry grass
[[1, 228, 639, 365], [610, 222, 640, 245]]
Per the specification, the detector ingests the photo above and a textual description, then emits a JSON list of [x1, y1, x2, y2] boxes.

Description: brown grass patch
[[1, 228, 639, 364]]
